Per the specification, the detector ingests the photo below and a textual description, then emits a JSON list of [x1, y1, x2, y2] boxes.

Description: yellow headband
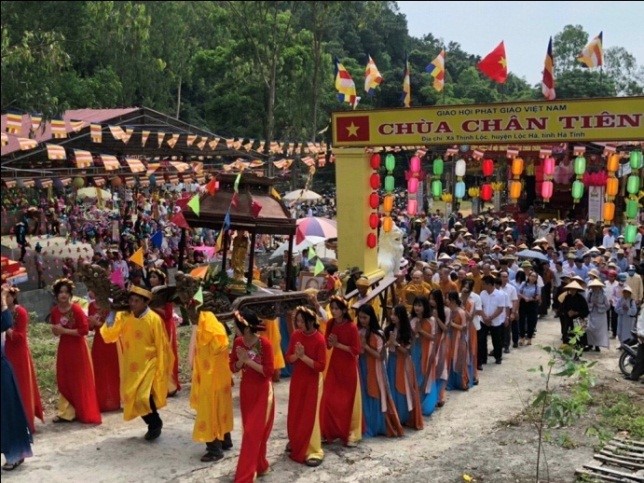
[[130, 285, 153, 300], [295, 305, 317, 319]]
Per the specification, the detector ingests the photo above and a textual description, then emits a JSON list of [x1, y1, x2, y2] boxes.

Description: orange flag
[[129, 247, 144, 268]]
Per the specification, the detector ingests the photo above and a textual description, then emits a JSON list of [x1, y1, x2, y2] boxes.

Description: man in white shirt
[[500, 271, 519, 352], [480, 275, 507, 365]]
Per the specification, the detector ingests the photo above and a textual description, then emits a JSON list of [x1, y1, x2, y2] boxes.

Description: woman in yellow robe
[[190, 310, 234, 462], [100, 286, 174, 441]]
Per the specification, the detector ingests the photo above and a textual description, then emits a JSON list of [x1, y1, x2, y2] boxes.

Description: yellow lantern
[[605, 177, 619, 197], [509, 180, 522, 199], [607, 153, 620, 173], [511, 157, 524, 177], [383, 194, 394, 213], [603, 201, 615, 222]]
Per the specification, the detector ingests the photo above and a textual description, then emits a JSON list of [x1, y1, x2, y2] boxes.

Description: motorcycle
[[618, 330, 639, 378]]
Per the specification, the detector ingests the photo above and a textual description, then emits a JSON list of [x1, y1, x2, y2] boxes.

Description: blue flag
[[223, 211, 231, 231], [150, 230, 163, 249]]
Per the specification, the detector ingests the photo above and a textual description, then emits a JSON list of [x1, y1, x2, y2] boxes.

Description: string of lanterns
[[406, 155, 423, 215], [624, 150, 642, 244], [509, 156, 524, 203]]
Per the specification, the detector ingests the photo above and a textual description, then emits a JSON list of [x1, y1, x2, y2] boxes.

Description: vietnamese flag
[[336, 115, 370, 143], [477, 41, 508, 84]]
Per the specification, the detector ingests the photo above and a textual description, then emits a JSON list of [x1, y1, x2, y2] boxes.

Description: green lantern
[[625, 199, 639, 219], [630, 150, 643, 169], [572, 180, 584, 201], [431, 179, 442, 199], [385, 154, 396, 172], [573, 156, 586, 177], [433, 158, 444, 176], [624, 224, 637, 244], [384, 175, 395, 192], [627, 175, 641, 194]]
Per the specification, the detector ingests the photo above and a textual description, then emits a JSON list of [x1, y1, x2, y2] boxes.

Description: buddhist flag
[[334, 58, 359, 108], [401, 55, 411, 107], [425, 50, 446, 92], [129, 247, 144, 268], [477, 41, 508, 83], [541, 37, 556, 100], [364, 55, 383, 95], [578, 31, 603, 68]]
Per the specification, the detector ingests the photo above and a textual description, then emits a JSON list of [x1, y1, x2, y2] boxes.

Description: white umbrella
[[269, 236, 326, 261], [77, 187, 112, 199], [282, 189, 322, 202]]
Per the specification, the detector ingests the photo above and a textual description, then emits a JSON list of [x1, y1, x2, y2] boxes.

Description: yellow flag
[[270, 187, 281, 200], [215, 230, 224, 251], [129, 247, 144, 268]]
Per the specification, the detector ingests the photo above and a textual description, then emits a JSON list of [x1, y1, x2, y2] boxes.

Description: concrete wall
[[15, 284, 88, 322]]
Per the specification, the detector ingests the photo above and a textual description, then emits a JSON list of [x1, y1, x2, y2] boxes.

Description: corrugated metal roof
[[1, 108, 139, 156]]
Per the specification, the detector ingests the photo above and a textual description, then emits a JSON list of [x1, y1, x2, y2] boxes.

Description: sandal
[[3, 459, 24, 471], [52, 416, 74, 423], [305, 458, 323, 467]]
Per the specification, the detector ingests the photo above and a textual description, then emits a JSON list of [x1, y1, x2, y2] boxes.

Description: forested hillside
[[2, 1, 642, 145]]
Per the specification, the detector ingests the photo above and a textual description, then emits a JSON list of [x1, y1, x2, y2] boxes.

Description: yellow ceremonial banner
[[332, 96, 644, 147], [129, 247, 144, 268]]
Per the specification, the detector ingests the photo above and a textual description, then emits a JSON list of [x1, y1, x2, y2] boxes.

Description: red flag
[[336, 115, 370, 143], [231, 192, 239, 208], [171, 212, 190, 230], [477, 41, 508, 83], [205, 178, 218, 196], [251, 201, 262, 218]]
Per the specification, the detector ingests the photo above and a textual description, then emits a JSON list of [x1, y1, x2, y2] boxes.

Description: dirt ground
[[3, 314, 641, 483]]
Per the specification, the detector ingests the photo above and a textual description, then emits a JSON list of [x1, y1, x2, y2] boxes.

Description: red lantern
[[370, 173, 380, 190], [480, 183, 493, 201], [410, 156, 421, 172], [370, 153, 381, 170], [366, 233, 377, 249], [408, 177, 419, 194], [541, 180, 553, 200], [543, 156, 555, 177], [369, 213, 379, 229], [482, 158, 494, 177], [369, 192, 379, 209], [407, 199, 417, 215]]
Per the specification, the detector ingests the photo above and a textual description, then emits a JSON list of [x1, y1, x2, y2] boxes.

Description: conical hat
[[564, 281, 585, 291], [587, 279, 605, 288]]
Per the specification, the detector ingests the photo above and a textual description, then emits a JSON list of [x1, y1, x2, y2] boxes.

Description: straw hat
[[622, 285, 633, 293], [588, 279, 605, 288], [571, 275, 586, 285], [564, 281, 585, 291], [588, 269, 601, 279]]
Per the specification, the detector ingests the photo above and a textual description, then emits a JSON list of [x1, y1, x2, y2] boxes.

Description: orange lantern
[[369, 193, 379, 209], [366, 233, 377, 249], [603, 201, 615, 221], [382, 216, 393, 233], [605, 177, 619, 197], [482, 158, 494, 177], [606, 153, 620, 173], [511, 157, 524, 177], [509, 181, 522, 199], [383, 194, 394, 213]]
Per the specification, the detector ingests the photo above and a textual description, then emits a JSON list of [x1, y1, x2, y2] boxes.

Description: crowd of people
[[1, 180, 643, 479]]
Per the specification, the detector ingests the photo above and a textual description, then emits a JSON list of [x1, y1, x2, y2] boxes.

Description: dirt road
[[3, 315, 630, 482]]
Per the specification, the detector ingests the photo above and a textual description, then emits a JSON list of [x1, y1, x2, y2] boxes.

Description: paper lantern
[[384, 175, 395, 192], [627, 175, 640, 194], [73, 177, 85, 189], [369, 193, 380, 209], [603, 202, 615, 221], [606, 177, 619, 197], [431, 180, 442, 199], [481, 158, 494, 177], [455, 159, 466, 177], [511, 157, 524, 177], [369, 213, 379, 229], [626, 199, 639, 219], [432, 158, 444, 176], [410, 156, 421, 172], [370, 173, 381, 190], [630, 151, 643, 169], [383, 194, 394, 213], [509, 181, 522, 199], [625, 224, 637, 244], [574, 156, 586, 177], [370, 153, 381, 170], [541, 180, 553, 200], [408, 177, 419, 194], [366, 233, 377, 249], [385, 154, 396, 172], [407, 199, 418, 215], [480, 183, 493, 201], [572, 180, 584, 201], [455, 181, 466, 199], [383, 216, 393, 233], [543, 157, 555, 177], [607, 153, 620, 172]]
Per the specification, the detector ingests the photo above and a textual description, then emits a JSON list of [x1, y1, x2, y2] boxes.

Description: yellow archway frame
[[332, 96, 644, 279]]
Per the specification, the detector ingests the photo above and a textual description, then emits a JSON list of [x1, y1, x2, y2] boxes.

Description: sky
[[397, 1, 644, 85]]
